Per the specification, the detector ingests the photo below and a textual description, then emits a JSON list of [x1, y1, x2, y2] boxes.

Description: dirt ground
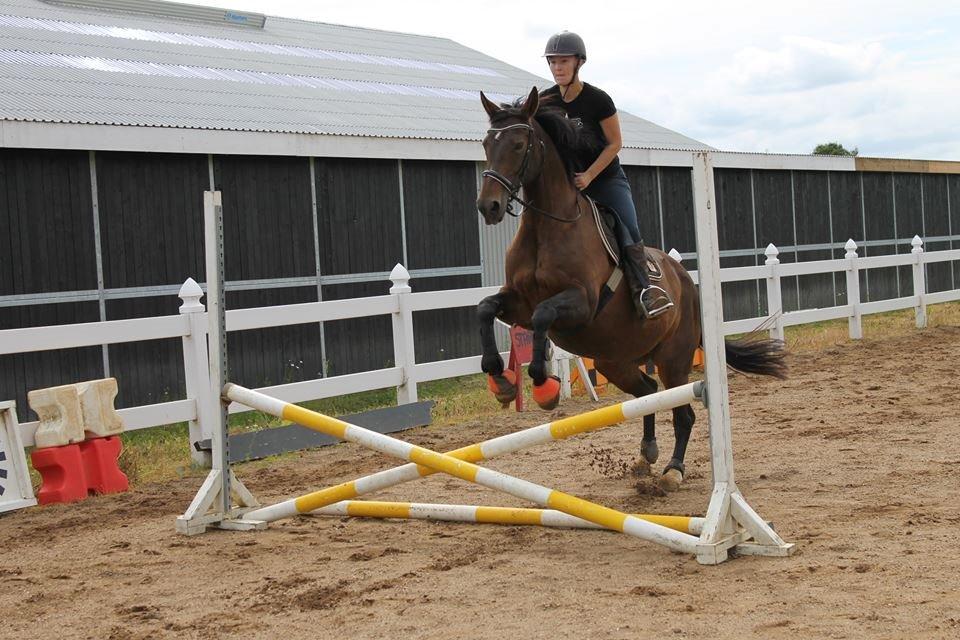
[[2, 326, 959, 639]]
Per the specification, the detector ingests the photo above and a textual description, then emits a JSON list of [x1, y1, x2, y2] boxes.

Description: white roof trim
[[0, 119, 858, 170], [620, 148, 857, 171], [0, 119, 486, 159]]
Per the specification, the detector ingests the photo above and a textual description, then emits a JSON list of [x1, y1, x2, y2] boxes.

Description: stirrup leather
[[639, 285, 674, 318]]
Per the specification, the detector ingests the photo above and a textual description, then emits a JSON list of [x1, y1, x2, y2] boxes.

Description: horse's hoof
[[630, 459, 652, 477], [487, 370, 517, 405], [532, 376, 561, 410], [659, 468, 683, 492], [640, 438, 659, 464]]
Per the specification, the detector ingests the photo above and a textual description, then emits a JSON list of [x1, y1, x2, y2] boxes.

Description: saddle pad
[[587, 196, 620, 266], [646, 255, 664, 281]]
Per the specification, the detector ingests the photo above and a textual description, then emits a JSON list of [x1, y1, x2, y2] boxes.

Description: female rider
[[541, 31, 673, 318]]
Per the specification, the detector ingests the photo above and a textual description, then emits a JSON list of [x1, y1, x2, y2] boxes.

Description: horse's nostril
[[490, 200, 500, 212]]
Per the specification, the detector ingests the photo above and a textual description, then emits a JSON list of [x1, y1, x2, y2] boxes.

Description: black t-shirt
[[541, 82, 621, 181]]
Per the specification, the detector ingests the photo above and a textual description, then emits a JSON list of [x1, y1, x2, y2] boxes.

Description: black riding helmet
[[543, 31, 586, 60]]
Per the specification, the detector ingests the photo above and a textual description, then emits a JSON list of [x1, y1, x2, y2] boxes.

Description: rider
[[541, 31, 673, 318]]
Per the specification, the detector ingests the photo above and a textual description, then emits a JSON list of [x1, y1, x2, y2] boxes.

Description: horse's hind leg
[[593, 359, 660, 465]]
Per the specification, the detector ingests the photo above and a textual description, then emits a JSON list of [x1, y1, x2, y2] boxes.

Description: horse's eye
[[514, 142, 525, 151]]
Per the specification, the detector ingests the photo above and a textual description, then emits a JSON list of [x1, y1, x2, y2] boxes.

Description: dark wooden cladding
[[97, 152, 207, 289], [622, 166, 661, 248], [402, 160, 480, 270], [921, 175, 953, 293], [410, 274, 483, 364], [314, 158, 403, 275], [225, 287, 323, 390], [658, 167, 698, 272], [106, 296, 185, 409], [0, 302, 102, 421], [894, 173, 922, 295], [949, 175, 960, 286], [716, 169, 755, 250], [752, 170, 793, 249], [320, 281, 394, 377], [715, 170, 759, 319], [214, 155, 315, 281], [828, 172, 864, 248], [827, 172, 863, 305], [751, 170, 799, 312], [0, 148, 96, 295], [794, 171, 837, 309], [860, 173, 898, 301]]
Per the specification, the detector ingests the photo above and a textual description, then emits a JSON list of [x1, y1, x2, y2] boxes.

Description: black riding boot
[[622, 242, 674, 318]]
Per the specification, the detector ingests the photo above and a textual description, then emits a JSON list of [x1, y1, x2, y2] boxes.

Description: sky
[[188, 0, 960, 160]]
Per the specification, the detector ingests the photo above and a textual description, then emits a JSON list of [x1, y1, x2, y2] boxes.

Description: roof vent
[[43, 0, 266, 29]]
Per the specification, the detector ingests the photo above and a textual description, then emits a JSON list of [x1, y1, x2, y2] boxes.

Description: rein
[[482, 123, 582, 224]]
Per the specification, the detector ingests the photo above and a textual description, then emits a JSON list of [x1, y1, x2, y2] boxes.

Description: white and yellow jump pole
[[241, 380, 703, 525], [225, 383, 700, 554], [311, 500, 705, 535]]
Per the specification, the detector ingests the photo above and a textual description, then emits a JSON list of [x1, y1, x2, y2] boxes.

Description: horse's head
[[476, 86, 541, 225]]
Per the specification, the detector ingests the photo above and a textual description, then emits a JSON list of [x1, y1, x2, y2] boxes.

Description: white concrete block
[[77, 378, 123, 437], [28, 384, 85, 448]]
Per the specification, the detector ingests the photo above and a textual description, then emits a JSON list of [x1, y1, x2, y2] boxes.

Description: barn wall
[[793, 171, 836, 309], [716, 168, 762, 320], [755, 170, 801, 316], [97, 152, 207, 289], [2, 144, 959, 421]]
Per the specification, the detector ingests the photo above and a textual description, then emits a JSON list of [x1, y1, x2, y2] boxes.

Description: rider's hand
[[573, 171, 594, 190]]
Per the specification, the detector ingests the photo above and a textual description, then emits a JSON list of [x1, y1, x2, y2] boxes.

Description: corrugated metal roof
[[0, 0, 710, 150]]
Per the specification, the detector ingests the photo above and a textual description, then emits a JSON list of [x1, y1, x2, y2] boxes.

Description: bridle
[[481, 122, 582, 223]]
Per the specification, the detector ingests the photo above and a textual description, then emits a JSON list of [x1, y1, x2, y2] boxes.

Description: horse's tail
[[722, 336, 788, 379]]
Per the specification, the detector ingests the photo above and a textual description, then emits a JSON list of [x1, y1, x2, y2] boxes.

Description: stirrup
[[639, 285, 674, 318]]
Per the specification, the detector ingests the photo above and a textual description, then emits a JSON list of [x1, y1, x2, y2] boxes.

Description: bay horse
[[475, 87, 787, 491]]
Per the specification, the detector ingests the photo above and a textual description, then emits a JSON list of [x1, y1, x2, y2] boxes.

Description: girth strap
[[596, 267, 623, 318]]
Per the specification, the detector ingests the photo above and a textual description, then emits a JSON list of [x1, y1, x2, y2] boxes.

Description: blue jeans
[[584, 168, 641, 246]]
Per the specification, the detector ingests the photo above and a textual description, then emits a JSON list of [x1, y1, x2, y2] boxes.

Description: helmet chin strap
[[559, 59, 584, 100]]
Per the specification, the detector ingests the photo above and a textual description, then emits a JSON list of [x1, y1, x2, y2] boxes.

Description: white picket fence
[[2, 237, 959, 464]]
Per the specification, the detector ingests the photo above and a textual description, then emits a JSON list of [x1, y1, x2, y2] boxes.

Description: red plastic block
[[31, 444, 88, 505], [79, 436, 128, 495]]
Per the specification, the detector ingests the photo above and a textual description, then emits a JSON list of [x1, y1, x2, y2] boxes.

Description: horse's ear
[[520, 86, 539, 120], [480, 91, 501, 119]]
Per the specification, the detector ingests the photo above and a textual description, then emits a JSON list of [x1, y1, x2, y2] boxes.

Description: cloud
[[720, 37, 889, 94]]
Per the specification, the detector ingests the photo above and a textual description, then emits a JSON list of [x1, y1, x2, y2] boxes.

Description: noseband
[[481, 123, 582, 223]]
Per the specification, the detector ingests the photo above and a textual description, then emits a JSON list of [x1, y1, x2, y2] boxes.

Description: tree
[[813, 142, 859, 156]]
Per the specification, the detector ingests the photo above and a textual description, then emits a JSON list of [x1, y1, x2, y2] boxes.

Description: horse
[[475, 87, 787, 491]]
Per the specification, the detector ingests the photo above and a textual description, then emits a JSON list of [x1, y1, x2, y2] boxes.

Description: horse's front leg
[[528, 286, 591, 409], [478, 289, 519, 405]]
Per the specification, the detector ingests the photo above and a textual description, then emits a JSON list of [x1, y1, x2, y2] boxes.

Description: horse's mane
[[488, 94, 604, 179]]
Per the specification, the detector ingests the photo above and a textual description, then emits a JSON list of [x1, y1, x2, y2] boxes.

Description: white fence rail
[[2, 236, 959, 462]]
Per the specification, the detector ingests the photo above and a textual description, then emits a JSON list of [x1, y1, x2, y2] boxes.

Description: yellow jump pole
[[313, 500, 705, 535], [225, 383, 699, 554], [242, 381, 703, 527]]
